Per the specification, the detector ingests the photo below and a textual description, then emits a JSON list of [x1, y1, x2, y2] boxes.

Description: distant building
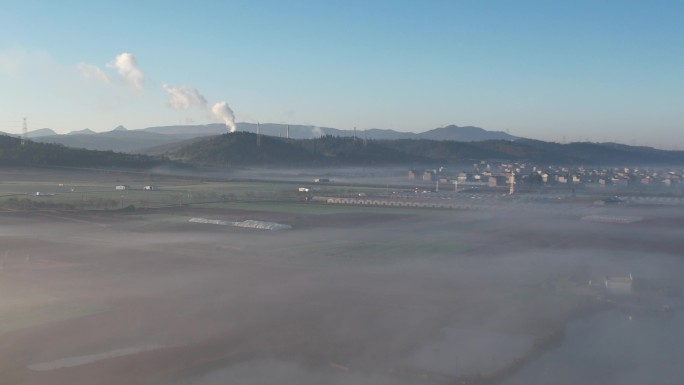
[[115, 185, 130, 190], [605, 273, 633, 295], [541, 173, 549, 183], [488, 175, 507, 187], [408, 169, 418, 180], [422, 171, 434, 182]]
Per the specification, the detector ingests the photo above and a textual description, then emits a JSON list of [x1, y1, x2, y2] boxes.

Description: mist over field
[[3, 0, 684, 382], [0, 165, 682, 385]]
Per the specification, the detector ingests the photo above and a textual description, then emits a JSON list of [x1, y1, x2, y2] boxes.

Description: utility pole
[[256, 122, 261, 147], [21, 117, 27, 145]]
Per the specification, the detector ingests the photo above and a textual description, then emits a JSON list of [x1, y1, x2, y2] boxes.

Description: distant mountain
[[26, 128, 58, 138], [31, 122, 521, 153], [171, 132, 320, 165], [0, 133, 175, 168], [166, 132, 425, 166], [362, 128, 413, 140], [418, 125, 518, 141], [142, 123, 227, 136], [67, 128, 96, 135], [34, 126, 222, 153], [161, 132, 684, 166], [6, 129, 684, 168], [516, 139, 684, 165], [24, 121, 684, 165], [232, 123, 334, 139], [230, 123, 518, 141], [138, 135, 219, 156], [35, 131, 180, 152]]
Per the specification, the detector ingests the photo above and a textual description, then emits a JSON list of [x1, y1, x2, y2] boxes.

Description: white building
[[605, 274, 633, 295]]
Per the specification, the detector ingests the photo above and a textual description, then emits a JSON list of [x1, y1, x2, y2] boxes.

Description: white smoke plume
[[312, 126, 323, 138], [75, 52, 237, 131], [162, 84, 208, 109], [76, 62, 111, 83], [211, 101, 236, 132], [162, 83, 236, 132], [107, 52, 145, 90]]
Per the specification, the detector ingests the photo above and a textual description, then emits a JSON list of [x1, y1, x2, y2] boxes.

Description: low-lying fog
[[0, 174, 683, 384]]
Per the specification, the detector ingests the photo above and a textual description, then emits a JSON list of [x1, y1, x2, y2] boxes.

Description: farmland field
[[1, 166, 683, 385]]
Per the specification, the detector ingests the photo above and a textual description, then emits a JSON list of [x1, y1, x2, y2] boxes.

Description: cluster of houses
[[529, 166, 683, 188], [409, 162, 684, 190], [408, 164, 519, 189]]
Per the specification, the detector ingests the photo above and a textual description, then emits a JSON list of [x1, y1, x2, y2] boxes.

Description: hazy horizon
[[2, 3, 684, 381], [1, 0, 683, 149]]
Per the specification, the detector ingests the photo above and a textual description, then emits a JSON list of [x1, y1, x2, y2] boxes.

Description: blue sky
[[1, 0, 682, 148]]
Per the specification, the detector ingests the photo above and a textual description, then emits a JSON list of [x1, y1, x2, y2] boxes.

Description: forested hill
[[4, 131, 684, 168], [0, 134, 173, 168], [163, 132, 684, 166], [170, 132, 425, 165]]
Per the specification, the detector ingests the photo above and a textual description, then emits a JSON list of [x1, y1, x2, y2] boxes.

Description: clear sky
[[1, 0, 682, 148]]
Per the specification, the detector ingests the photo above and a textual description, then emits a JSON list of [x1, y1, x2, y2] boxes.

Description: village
[[408, 162, 684, 192]]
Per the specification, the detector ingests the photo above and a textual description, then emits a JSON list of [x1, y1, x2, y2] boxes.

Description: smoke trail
[[76, 52, 238, 130], [108, 53, 145, 90], [211, 101, 236, 132], [312, 126, 323, 138], [162, 84, 208, 109], [162, 83, 236, 131], [76, 62, 111, 84]]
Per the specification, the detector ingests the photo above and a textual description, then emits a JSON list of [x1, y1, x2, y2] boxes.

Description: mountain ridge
[[156, 132, 684, 166], [30, 123, 519, 153]]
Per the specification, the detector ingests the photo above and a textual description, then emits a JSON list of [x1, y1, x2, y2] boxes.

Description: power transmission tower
[[21, 117, 27, 145]]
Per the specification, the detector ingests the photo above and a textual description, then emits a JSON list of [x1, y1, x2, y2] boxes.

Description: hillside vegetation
[[5, 131, 684, 169], [164, 132, 684, 166], [0, 134, 173, 168]]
